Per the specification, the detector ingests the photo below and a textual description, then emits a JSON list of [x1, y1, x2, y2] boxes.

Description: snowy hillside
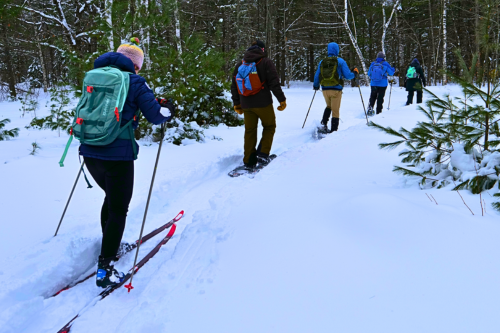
[[1, 83, 499, 333]]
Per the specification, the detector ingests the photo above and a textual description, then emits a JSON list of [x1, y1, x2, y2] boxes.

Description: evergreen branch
[[452, 180, 470, 191], [491, 202, 500, 212], [379, 140, 405, 150], [368, 121, 407, 140], [0, 118, 10, 130], [0, 118, 19, 141], [393, 166, 439, 181]]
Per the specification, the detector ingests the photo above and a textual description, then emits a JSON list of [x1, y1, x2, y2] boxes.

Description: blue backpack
[[370, 62, 387, 81], [235, 60, 265, 96]]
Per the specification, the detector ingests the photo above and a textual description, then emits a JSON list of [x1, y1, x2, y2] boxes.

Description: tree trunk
[[2, 22, 17, 99], [309, 44, 314, 82], [36, 33, 48, 93], [428, 0, 435, 85], [173, 0, 182, 56], [442, 0, 447, 85], [106, 0, 114, 51]]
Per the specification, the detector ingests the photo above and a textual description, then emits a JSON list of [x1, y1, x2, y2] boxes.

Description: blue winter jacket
[[313, 43, 355, 91], [368, 58, 395, 87], [79, 52, 171, 161]]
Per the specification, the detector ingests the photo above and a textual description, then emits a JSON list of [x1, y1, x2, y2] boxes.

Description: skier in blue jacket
[[79, 38, 175, 288], [367, 52, 395, 115], [313, 42, 357, 133]]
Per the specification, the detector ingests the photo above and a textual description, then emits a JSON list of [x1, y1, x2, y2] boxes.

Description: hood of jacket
[[376, 57, 385, 63], [411, 58, 420, 66], [94, 52, 136, 74], [243, 45, 265, 63], [327, 42, 339, 57]]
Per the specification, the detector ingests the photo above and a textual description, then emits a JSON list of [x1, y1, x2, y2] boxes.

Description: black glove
[[313, 86, 320, 91], [156, 98, 176, 121]]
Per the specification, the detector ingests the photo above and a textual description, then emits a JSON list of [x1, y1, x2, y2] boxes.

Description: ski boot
[[96, 256, 125, 288], [367, 106, 375, 117]]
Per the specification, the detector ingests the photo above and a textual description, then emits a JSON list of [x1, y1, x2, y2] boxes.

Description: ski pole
[[302, 90, 317, 128], [387, 81, 393, 110], [54, 160, 85, 237], [357, 83, 369, 125], [125, 122, 166, 293]]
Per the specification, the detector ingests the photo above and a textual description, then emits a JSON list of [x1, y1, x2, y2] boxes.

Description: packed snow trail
[[1, 83, 499, 333]]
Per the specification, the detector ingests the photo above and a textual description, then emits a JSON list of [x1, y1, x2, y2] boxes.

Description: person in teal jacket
[[367, 52, 395, 115], [313, 42, 357, 132]]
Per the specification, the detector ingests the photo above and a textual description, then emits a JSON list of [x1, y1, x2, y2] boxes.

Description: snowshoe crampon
[[314, 125, 329, 140], [228, 154, 277, 178]]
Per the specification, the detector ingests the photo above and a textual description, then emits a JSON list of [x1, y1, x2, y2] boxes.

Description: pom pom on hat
[[117, 37, 144, 71], [130, 37, 140, 46]]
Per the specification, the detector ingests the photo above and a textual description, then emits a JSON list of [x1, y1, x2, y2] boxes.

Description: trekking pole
[[357, 84, 369, 125], [387, 81, 393, 110], [302, 90, 317, 128], [54, 160, 85, 237], [125, 122, 166, 293]]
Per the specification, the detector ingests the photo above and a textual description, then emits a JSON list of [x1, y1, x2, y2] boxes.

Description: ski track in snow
[[1, 82, 500, 332]]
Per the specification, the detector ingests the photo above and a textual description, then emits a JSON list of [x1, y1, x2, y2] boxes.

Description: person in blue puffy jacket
[[367, 52, 395, 115], [313, 42, 357, 133], [79, 38, 175, 288]]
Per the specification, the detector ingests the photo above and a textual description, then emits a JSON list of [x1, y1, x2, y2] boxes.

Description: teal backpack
[[59, 66, 139, 167], [406, 66, 418, 79]]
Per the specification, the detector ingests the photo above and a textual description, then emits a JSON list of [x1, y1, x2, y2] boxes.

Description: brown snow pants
[[243, 104, 276, 165], [322, 90, 343, 118]]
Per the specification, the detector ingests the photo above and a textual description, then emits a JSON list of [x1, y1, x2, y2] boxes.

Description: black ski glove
[[313, 86, 320, 91], [156, 98, 176, 121]]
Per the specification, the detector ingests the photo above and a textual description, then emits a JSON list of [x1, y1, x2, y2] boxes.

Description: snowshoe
[[96, 256, 125, 288], [314, 125, 329, 140], [229, 154, 277, 178]]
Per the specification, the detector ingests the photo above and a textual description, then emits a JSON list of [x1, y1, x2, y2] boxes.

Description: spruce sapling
[[29, 142, 41, 155], [370, 52, 500, 212], [0, 118, 20, 141], [28, 86, 74, 136]]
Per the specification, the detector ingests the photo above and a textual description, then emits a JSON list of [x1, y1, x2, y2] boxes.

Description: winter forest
[[2, 0, 499, 94]]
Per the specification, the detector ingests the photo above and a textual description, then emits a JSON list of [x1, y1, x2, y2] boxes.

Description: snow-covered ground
[[1, 82, 499, 333]]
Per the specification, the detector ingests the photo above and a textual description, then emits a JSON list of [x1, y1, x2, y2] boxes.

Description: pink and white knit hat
[[117, 37, 144, 71]]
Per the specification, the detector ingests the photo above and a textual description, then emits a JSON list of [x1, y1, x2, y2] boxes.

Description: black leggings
[[369, 86, 387, 114], [84, 157, 134, 259], [407, 90, 423, 104]]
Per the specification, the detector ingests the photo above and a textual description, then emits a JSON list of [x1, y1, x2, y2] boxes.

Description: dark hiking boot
[[321, 107, 332, 126], [96, 256, 125, 288], [243, 163, 256, 171], [367, 106, 375, 116], [330, 117, 339, 133], [246, 151, 258, 167], [257, 154, 272, 167], [256, 154, 277, 168]]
